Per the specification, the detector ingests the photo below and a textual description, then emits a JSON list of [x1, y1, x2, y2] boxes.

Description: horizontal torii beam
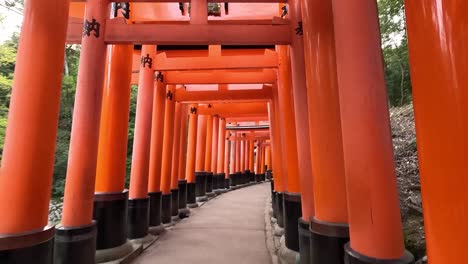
[[67, 21, 291, 45], [154, 52, 279, 71], [175, 86, 272, 102], [226, 125, 270, 131], [197, 102, 268, 116], [71, 0, 286, 2], [226, 116, 269, 122], [130, 69, 277, 84]]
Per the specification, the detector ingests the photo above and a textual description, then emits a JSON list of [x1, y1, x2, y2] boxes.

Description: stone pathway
[[133, 183, 272, 264]]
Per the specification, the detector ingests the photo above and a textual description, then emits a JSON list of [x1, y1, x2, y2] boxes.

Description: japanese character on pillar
[[141, 54, 153, 69], [166, 90, 173, 101], [156, 72, 164, 83], [295, 22, 303, 36], [113, 2, 131, 20], [190, 106, 197, 115], [82, 18, 100, 38]]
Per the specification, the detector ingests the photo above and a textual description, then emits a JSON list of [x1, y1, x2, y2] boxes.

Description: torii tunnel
[[0, 0, 465, 263]]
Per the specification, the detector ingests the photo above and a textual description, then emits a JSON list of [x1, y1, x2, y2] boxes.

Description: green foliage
[[125, 85, 138, 188], [378, 0, 413, 106]]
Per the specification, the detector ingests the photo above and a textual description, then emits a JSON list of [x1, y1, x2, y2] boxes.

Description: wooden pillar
[[169, 102, 182, 217], [300, 0, 350, 262], [211, 115, 219, 189], [185, 104, 199, 206], [148, 71, 166, 229], [216, 117, 227, 189], [275, 44, 303, 251], [195, 115, 208, 199], [57, 0, 109, 261], [126, 45, 155, 239], [204, 115, 214, 194], [332, 0, 413, 262], [177, 105, 189, 210], [404, 1, 467, 262], [160, 85, 176, 224], [0, 0, 69, 262]]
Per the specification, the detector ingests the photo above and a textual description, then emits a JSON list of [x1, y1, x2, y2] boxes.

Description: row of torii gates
[[0, 0, 464, 264]]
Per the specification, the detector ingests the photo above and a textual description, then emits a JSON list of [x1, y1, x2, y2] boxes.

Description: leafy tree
[[378, 0, 412, 106]]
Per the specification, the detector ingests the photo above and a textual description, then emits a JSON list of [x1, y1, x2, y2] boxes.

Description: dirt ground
[[390, 104, 426, 260]]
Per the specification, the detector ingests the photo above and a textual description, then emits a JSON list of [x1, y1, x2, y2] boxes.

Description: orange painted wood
[[0, 0, 70, 233], [178, 105, 189, 180], [240, 140, 245, 172], [224, 137, 230, 177], [165, 69, 277, 84], [276, 46, 301, 194], [61, 0, 108, 227], [174, 86, 272, 102], [67, 22, 291, 45], [154, 52, 278, 71], [285, 0, 316, 218], [268, 101, 285, 192], [404, 1, 468, 262], [216, 118, 227, 173], [148, 75, 167, 192], [204, 115, 214, 172], [160, 85, 176, 194], [129, 45, 156, 199], [332, 0, 405, 258], [71, 0, 287, 3], [185, 104, 199, 183], [211, 116, 220, 173], [197, 102, 268, 116], [95, 45, 133, 193], [235, 135, 241, 172], [195, 115, 208, 171], [170, 103, 182, 189], [302, 0, 347, 223]]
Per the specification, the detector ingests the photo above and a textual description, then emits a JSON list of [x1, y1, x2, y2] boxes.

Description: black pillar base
[[206, 172, 213, 193], [0, 225, 54, 264], [283, 192, 302, 252], [229, 173, 237, 187], [344, 243, 415, 264], [266, 170, 273, 180], [127, 197, 149, 240], [225, 178, 230, 189], [187, 182, 196, 204], [213, 173, 219, 190], [298, 218, 311, 264], [272, 191, 278, 219], [235, 172, 241, 185], [214, 173, 224, 189], [178, 180, 188, 209], [54, 223, 96, 264], [255, 174, 261, 182], [148, 191, 162, 227], [161, 193, 172, 224], [276, 192, 284, 227], [195, 172, 207, 197], [310, 218, 350, 264], [171, 189, 179, 217], [93, 191, 128, 250], [261, 173, 266, 181]]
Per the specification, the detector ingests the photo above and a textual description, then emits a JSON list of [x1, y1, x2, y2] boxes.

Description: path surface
[[133, 183, 271, 264]]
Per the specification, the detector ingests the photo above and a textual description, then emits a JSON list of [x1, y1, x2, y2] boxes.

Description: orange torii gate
[[0, 0, 437, 264]]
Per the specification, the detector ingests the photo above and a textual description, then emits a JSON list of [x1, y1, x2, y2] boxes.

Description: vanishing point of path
[[134, 183, 272, 264]]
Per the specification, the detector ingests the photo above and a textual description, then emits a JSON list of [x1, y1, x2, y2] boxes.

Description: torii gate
[[0, 0, 444, 264]]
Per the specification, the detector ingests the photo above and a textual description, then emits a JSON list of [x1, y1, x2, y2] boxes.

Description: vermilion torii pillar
[[268, 100, 286, 228], [0, 0, 69, 263], [239, 137, 246, 184], [93, 43, 133, 261], [229, 127, 237, 188], [204, 115, 215, 196], [276, 44, 303, 253], [170, 102, 182, 219], [404, 1, 466, 262], [185, 104, 199, 207], [211, 116, 220, 191], [224, 133, 231, 189], [332, 0, 414, 263], [160, 85, 176, 224], [195, 114, 208, 201], [148, 71, 166, 233], [301, 0, 349, 263], [56, 0, 109, 262], [177, 105, 190, 214], [128, 45, 155, 242], [216, 118, 227, 190]]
